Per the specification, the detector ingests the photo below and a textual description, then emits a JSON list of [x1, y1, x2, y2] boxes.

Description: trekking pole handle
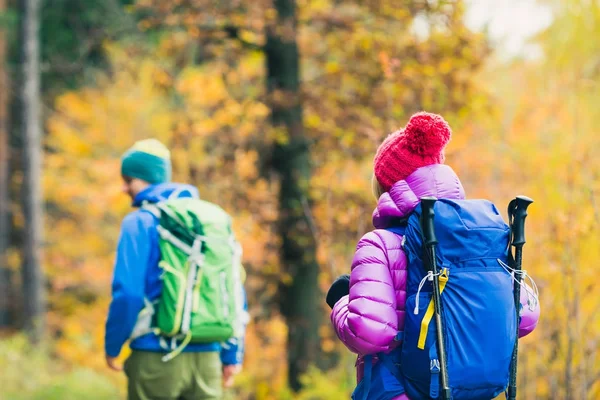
[[420, 197, 438, 247], [511, 196, 534, 247], [507, 195, 533, 400]]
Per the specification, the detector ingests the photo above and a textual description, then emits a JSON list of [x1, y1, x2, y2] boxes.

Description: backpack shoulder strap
[[140, 200, 161, 219], [385, 226, 407, 236], [383, 213, 412, 237], [360, 354, 373, 400]]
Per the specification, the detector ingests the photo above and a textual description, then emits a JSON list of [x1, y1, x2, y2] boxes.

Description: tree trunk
[[0, 0, 11, 328], [20, 0, 45, 341], [265, 0, 321, 392]]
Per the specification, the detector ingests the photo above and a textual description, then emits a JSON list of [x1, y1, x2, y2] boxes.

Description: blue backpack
[[353, 199, 517, 400]]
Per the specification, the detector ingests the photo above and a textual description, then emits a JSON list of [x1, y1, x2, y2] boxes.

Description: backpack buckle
[[430, 358, 441, 399]]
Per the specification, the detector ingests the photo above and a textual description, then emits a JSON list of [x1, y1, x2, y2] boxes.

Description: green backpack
[[130, 197, 246, 362]]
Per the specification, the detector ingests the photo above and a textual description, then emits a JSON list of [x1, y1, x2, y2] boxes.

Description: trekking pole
[[507, 195, 534, 400], [420, 197, 452, 400]]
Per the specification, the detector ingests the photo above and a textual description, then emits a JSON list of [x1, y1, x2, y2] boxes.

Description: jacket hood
[[372, 164, 465, 229], [132, 182, 199, 207]]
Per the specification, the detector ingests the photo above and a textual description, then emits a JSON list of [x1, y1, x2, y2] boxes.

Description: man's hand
[[222, 364, 241, 388], [106, 354, 123, 372]]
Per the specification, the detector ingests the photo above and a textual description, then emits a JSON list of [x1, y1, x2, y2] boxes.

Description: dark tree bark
[[20, 0, 45, 341], [265, 0, 321, 392], [0, 0, 11, 328]]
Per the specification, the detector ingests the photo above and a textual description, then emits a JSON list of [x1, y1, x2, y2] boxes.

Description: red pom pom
[[401, 112, 452, 156]]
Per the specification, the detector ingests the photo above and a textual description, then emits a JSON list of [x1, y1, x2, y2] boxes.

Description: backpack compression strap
[[416, 268, 449, 350], [156, 232, 205, 362]]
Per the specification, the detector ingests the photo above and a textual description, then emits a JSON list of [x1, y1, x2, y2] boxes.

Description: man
[[105, 138, 247, 400]]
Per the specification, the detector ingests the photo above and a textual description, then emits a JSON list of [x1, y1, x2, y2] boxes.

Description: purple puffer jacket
[[331, 164, 540, 393]]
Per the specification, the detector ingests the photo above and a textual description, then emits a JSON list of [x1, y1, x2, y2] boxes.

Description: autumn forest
[[0, 0, 599, 399]]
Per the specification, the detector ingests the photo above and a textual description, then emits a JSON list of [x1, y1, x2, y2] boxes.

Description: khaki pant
[[124, 350, 223, 400]]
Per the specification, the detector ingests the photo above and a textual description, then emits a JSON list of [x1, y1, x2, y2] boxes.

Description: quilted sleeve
[[330, 231, 404, 355]]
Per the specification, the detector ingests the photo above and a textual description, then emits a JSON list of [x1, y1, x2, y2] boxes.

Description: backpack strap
[[161, 332, 193, 363], [181, 237, 204, 332], [378, 350, 402, 381], [160, 235, 204, 363], [229, 235, 248, 337], [358, 347, 405, 400], [429, 345, 441, 399], [129, 298, 161, 340], [386, 226, 407, 236], [360, 354, 373, 400], [384, 214, 411, 237], [417, 268, 450, 350]]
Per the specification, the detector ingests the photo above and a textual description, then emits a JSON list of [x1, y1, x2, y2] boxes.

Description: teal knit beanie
[[121, 139, 172, 184]]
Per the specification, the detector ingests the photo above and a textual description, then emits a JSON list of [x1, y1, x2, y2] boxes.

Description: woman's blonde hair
[[371, 173, 385, 200]]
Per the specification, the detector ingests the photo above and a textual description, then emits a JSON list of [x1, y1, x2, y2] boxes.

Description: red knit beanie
[[374, 111, 452, 192]]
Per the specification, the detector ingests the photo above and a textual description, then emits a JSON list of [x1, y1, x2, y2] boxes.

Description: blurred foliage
[[1, 0, 600, 398], [450, 1, 600, 398], [0, 335, 122, 400]]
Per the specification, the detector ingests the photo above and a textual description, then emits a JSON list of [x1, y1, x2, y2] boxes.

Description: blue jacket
[[104, 182, 247, 366]]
